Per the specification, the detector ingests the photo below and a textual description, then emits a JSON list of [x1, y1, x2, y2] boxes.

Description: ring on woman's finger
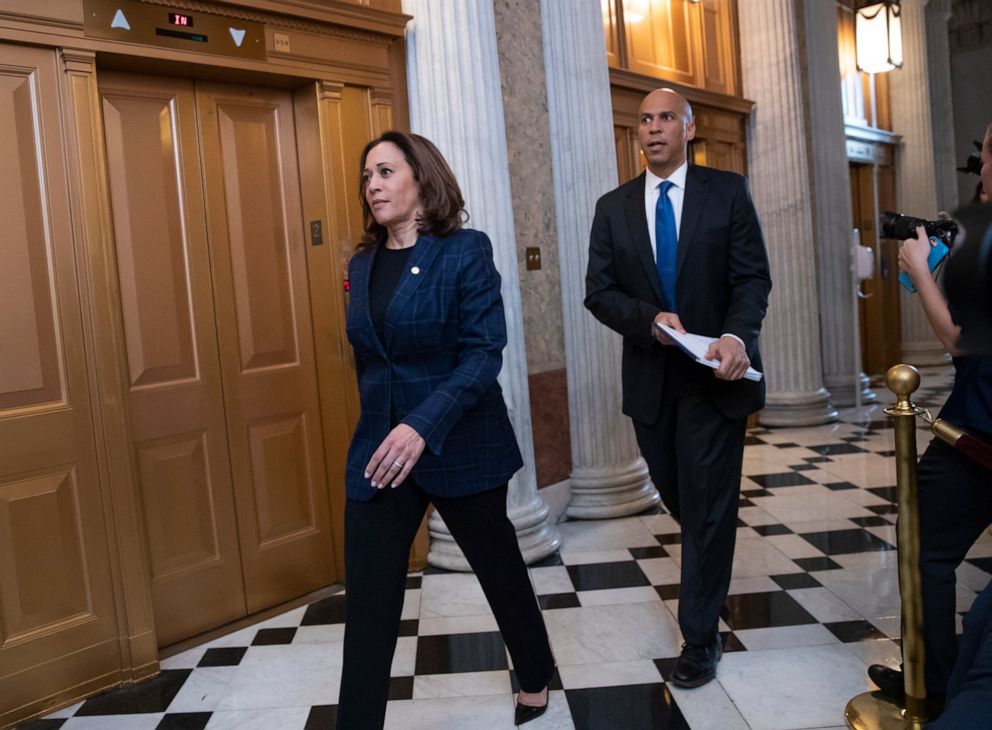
[[392, 460, 404, 469]]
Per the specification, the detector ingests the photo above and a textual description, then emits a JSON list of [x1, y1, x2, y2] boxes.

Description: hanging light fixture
[[855, 1, 903, 74]]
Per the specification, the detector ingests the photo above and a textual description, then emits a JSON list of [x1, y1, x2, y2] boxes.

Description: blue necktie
[[655, 180, 678, 311]]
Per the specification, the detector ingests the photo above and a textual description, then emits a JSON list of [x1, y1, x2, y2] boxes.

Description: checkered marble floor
[[25, 366, 990, 730]]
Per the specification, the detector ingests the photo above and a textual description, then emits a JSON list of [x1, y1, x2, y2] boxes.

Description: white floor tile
[[669, 679, 750, 730], [558, 659, 662, 689], [205, 706, 310, 729], [412, 670, 511, 699], [544, 603, 682, 665], [734, 623, 840, 651]]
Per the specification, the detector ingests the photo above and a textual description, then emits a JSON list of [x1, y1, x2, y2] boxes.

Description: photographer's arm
[[899, 225, 961, 355]]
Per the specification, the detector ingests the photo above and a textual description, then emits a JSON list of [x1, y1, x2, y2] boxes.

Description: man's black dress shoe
[[670, 637, 723, 688], [867, 664, 905, 703], [866, 664, 945, 719], [514, 697, 548, 726]]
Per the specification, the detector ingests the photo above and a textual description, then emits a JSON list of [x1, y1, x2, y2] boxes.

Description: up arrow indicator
[[229, 27, 246, 47], [111, 9, 131, 30]]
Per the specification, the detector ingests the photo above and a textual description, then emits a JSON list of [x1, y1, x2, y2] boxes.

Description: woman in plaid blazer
[[335, 131, 554, 729]]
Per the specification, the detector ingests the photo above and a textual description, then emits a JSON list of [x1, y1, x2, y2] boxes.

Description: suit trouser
[[336, 481, 555, 730], [930, 578, 992, 728], [633, 389, 746, 647], [915, 438, 992, 699]]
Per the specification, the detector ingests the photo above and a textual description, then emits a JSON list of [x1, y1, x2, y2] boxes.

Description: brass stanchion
[[845, 364, 927, 730]]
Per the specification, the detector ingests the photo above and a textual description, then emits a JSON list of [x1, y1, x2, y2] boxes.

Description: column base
[[426, 493, 561, 571], [901, 340, 950, 368], [565, 457, 660, 520], [825, 373, 877, 408], [759, 387, 839, 427]]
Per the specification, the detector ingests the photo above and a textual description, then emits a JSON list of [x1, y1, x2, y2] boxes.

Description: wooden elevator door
[[99, 73, 334, 646]]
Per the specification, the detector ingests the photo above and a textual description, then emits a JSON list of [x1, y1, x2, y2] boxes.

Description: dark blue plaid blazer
[[344, 229, 523, 501]]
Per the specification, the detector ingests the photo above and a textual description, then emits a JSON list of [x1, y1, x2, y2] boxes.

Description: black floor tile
[[803, 456, 833, 464], [197, 647, 247, 668], [566, 561, 650, 591], [750, 472, 814, 488], [825, 481, 859, 491], [738, 497, 754, 507], [721, 631, 747, 652], [876, 449, 897, 457], [808, 443, 867, 456], [305, 705, 337, 730], [252, 627, 297, 645], [867, 486, 898, 503], [414, 631, 509, 675], [301, 594, 347, 625], [655, 584, 680, 600], [406, 575, 423, 589], [654, 657, 678, 678], [772, 572, 821, 589], [655, 533, 681, 546], [741, 488, 773, 498], [800, 528, 894, 555], [629, 545, 668, 559], [792, 556, 842, 571], [388, 676, 414, 700], [774, 442, 801, 449], [744, 435, 766, 445], [751, 523, 792, 537], [720, 591, 818, 630], [790, 463, 817, 471], [966, 557, 992, 574], [849, 516, 891, 528], [75, 669, 192, 715], [156, 712, 212, 730], [868, 504, 899, 516], [824, 620, 888, 643], [398, 619, 419, 636], [565, 683, 689, 730], [14, 721, 66, 729], [539, 592, 581, 609]]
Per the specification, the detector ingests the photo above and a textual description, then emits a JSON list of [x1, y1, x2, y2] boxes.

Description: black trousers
[[633, 388, 746, 647], [336, 482, 555, 730], [916, 438, 992, 699]]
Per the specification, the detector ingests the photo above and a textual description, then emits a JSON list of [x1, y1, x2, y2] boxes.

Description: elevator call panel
[[83, 0, 266, 61]]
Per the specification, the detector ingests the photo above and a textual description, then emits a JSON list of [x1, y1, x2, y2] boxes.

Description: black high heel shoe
[[514, 691, 549, 726]]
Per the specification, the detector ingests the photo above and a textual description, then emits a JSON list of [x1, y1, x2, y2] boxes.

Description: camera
[[880, 211, 959, 245]]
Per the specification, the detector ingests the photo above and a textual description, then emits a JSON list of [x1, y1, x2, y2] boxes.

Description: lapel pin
[[411, 266, 421, 275]]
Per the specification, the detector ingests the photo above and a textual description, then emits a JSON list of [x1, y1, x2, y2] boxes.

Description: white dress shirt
[[643, 161, 745, 350]]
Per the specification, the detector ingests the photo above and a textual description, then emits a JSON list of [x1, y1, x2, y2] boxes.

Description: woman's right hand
[[898, 225, 932, 281], [365, 423, 426, 489]]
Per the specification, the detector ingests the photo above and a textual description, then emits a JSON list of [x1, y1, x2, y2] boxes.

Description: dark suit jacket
[[585, 165, 771, 423], [345, 229, 523, 501]]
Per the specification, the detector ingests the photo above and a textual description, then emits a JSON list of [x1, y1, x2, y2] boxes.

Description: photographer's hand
[[899, 225, 961, 355], [897, 225, 932, 284]]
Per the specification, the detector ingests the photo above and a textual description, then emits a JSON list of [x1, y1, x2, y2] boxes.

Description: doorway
[[99, 72, 335, 646], [849, 161, 901, 376]]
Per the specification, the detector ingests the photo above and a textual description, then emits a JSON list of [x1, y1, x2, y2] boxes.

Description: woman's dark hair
[[357, 131, 466, 251]]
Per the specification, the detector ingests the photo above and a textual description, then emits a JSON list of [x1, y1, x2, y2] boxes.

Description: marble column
[[802, 0, 876, 408], [738, 0, 837, 427], [889, 0, 946, 365], [402, 0, 560, 569], [925, 0, 958, 214], [540, 0, 659, 519]]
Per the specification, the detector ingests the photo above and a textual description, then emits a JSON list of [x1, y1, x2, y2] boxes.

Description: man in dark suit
[[585, 88, 771, 688]]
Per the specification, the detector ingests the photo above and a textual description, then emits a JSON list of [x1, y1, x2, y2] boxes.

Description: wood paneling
[[605, 0, 739, 97], [197, 81, 334, 613], [99, 73, 245, 646], [0, 42, 119, 726]]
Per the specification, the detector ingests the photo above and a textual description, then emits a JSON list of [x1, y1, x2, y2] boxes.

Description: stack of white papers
[[655, 323, 763, 382]]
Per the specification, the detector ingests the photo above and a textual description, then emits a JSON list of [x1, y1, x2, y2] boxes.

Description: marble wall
[[493, 0, 571, 488]]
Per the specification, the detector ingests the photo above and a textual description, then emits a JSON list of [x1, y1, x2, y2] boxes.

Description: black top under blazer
[[585, 165, 772, 424], [345, 229, 523, 501]]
